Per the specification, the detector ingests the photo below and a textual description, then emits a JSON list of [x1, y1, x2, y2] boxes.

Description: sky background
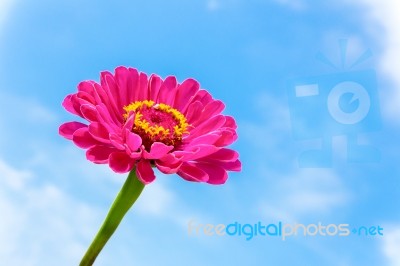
[[0, 0, 399, 265]]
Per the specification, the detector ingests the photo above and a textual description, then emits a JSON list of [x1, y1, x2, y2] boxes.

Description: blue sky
[[1, 0, 400, 265]]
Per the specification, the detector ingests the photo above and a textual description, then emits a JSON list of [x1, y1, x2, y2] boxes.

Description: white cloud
[[0, 158, 101, 265], [0, 119, 192, 265], [382, 225, 400, 266], [0, 92, 58, 124], [259, 168, 350, 221], [0, 89, 204, 263], [240, 92, 292, 161], [26, 100, 58, 123], [281, 170, 348, 213], [0, 92, 58, 152], [135, 177, 175, 217], [206, 0, 221, 11], [205, 0, 243, 12], [352, 0, 400, 122], [134, 174, 204, 229], [0, 0, 15, 32], [0, 159, 32, 190], [272, 0, 305, 10], [244, 93, 350, 222]]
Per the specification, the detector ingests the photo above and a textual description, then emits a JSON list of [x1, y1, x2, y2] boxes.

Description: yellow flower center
[[123, 100, 189, 149]]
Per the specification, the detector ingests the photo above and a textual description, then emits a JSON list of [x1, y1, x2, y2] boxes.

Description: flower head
[[59, 66, 241, 184]]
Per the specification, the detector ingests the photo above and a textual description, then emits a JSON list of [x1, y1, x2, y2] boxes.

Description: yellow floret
[[123, 100, 189, 142]]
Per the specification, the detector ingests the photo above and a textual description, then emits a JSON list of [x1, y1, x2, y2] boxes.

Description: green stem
[[80, 169, 145, 266]]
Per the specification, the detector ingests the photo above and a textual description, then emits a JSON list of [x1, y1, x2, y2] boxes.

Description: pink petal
[[191, 89, 212, 106], [101, 71, 121, 116], [73, 127, 99, 148], [204, 159, 241, 172], [192, 100, 225, 127], [128, 151, 142, 160], [62, 94, 79, 115], [187, 133, 220, 146], [115, 66, 135, 106], [204, 100, 225, 115], [109, 133, 125, 150], [175, 144, 220, 161], [148, 74, 162, 101], [86, 145, 117, 163], [158, 152, 183, 165], [97, 73, 125, 125], [203, 148, 239, 162], [187, 115, 226, 140], [194, 162, 228, 185], [157, 76, 178, 106], [155, 161, 181, 174], [80, 104, 98, 122], [136, 160, 156, 184], [59, 121, 87, 140], [218, 159, 241, 171], [155, 153, 182, 174], [95, 103, 122, 129], [214, 129, 237, 147], [77, 91, 95, 104], [185, 101, 203, 124], [92, 82, 119, 121], [124, 130, 142, 152], [88, 122, 111, 143], [123, 112, 135, 131], [109, 152, 135, 173], [128, 68, 141, 101], [78, 81, 96, 94], [135, 72, 149, 101], [174, 78, 200, 112], [143, 142, 174, 160], [177, 162, 209, 182], [223, 115, 237, 129], [71, 94, 89, 117]]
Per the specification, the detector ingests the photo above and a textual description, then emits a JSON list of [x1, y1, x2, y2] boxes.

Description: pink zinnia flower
[[59, 66, 241, 185]]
